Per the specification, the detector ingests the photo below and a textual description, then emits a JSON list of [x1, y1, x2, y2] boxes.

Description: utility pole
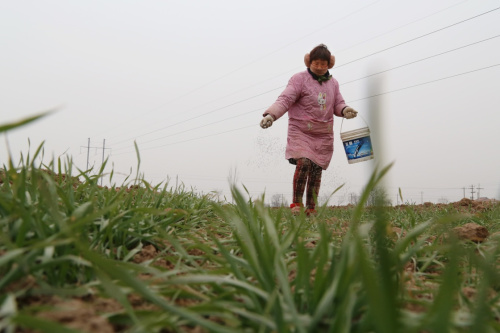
[[463, 187, 466, 198], [468, 184, 476, 200], [476, 184, 484, 199], [86, 138, 90, 170], [81, 138, 111, 185], [101, 139, 106, 171]]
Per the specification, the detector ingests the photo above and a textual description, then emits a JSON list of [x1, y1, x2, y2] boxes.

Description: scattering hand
[[260, 114, 274, 129]]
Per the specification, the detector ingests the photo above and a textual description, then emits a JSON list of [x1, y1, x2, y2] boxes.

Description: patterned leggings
[[292, 158, 323, 209]]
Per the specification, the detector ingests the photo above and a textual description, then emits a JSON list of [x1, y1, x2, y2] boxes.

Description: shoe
[[290, 203, 303, 215], [305, 209, 317, 216]]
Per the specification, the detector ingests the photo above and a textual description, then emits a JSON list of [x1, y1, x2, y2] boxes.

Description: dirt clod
[[453, 222, 489, 243]]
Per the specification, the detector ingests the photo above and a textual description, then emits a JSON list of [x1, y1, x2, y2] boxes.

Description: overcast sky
[[1, 0, 499, 205]]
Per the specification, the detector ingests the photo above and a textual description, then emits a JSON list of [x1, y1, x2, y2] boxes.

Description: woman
[[260, 44, 358, 215]]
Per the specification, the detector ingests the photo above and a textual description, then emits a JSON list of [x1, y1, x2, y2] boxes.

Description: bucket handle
[[340, 112, 369, 134]]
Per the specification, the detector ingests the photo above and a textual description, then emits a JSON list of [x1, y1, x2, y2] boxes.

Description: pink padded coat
[[263, 70, 347, 170]]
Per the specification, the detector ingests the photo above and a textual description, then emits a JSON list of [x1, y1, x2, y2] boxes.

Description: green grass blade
[[0, 110, 55, 133], [12, 315, 81, 333]]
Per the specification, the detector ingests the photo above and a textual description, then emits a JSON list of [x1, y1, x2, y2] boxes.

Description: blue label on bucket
[[342, 136, 373, 160]]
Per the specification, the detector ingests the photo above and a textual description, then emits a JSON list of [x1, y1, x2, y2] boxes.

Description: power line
[[114, 0, 470, 143], [348, 63, 499, 103], [111, 88, 282, 147], [341, 34, 500, 85], [102, 1, 476, 143], [112, 107, 265, 152], [333, 0, 471, 58], [108, 6, 499, 148], [112, 124, 255, 156], [112, 62, 500, 155], [101, 0, 382, 139], [335, 6, 500, 69], [112, 34, 500, 151], [205, 0, 473, 107]]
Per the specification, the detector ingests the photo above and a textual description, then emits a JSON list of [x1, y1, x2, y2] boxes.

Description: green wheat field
[[1, 113, 500, 333]]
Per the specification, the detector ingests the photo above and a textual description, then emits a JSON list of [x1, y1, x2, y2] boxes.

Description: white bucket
[[340, 126, 374, 164]]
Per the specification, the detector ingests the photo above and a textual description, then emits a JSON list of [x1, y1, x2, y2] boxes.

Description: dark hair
[[309, 44, 331, 65]]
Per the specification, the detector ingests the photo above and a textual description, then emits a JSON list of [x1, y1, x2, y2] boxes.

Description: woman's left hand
[[343, 107, 358, 119]]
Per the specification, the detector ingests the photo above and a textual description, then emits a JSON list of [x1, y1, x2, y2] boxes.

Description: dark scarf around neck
[[307, 68, 332, 85]]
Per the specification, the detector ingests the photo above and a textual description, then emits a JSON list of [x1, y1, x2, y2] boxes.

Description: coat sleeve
[[263, 75, 302, 121], [333, 79, 348, 117]]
